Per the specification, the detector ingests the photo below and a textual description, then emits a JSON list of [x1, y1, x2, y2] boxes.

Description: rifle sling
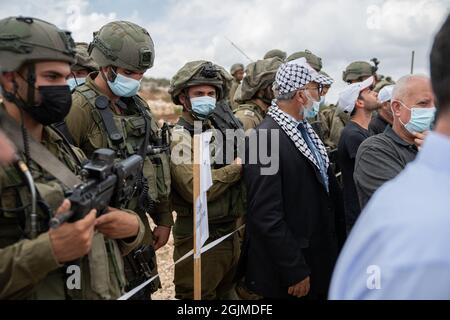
[[1, 112, 82, 188]]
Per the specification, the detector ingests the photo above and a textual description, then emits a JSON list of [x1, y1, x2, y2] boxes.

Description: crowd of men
[[0, 12, 449, 300]]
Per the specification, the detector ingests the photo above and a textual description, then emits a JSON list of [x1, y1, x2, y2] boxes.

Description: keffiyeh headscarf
[[274, 57, 331, 95]]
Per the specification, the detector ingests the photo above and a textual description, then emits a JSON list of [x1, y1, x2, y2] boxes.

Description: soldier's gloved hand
[[153, 225, 171, 251], [49, 199, 97, 263], [95, 207, 139, 239]]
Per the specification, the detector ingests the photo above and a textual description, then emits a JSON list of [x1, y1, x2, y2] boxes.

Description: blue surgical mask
[[67, 77, 86, 91], [398, 101, 436, 133], [191, 96, 216, 120], [303, 92, 320, 119], [107, 71, 141, 97]]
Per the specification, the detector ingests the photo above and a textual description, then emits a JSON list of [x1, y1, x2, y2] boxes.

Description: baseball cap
[[378, 84, 395, 104], [337, 76, 374, 114]]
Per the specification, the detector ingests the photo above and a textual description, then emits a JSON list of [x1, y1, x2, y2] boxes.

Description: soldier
[[319, 60, 379, 150], [263, 49, 287, 61], [229, 63, 244, 110], [0, 16, 145, 299], [169, 60, 246, 299], [233, 57, 282, 131], [67, 42, 98, 92], [64, 21, 173, 299]]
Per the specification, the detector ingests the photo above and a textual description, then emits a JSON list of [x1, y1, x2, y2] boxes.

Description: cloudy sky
[[1, 0, 449, 103]]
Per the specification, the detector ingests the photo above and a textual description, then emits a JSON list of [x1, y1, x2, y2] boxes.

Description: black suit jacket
[[239, 116, 346, 299]]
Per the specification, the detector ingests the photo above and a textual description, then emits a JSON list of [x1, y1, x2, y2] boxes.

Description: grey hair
[[272, 81, 299, 101], [392, 74, 430, 101]]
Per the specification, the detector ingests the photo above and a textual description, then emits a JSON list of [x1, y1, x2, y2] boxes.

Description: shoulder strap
[[94, 96, 124, 147], [0, 112, 82, 188], [176, 117, 195, 136], [132, 96, 151, 159], [78, 87, 128, 154], [51, 121, 75, 145]]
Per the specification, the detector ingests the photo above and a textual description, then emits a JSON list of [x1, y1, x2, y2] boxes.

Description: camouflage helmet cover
[[286, 49, 322, 71], [0, 16, 75, 72], [263, 49, 287, 61], [342, 61, 378, 82], [89, 20, 155, 72], [240, 57, 282, 101], [169, 60, 232, 105], [373, 76, 396, 93], [73, 42, 98, 72]]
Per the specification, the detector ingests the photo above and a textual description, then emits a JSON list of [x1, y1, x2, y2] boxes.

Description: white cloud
[[0, 0, 448, 102]]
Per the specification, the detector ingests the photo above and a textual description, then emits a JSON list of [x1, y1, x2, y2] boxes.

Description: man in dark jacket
[[238, 58, 346, 299]]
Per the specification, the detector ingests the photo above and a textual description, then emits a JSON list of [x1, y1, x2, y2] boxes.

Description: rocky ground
[[151, 218, 176, 300]]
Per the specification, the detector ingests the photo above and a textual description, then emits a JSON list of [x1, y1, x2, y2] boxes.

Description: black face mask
[[21, 85, 72, 126]]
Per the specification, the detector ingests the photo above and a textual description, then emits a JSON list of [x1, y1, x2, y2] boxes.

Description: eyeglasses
[[304, 84, 324, 96]]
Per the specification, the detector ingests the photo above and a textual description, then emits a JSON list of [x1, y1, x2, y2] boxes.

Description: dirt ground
[[150, 216, 177, 300]]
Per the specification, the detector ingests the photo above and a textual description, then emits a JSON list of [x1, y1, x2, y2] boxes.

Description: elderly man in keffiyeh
[[237, 58, 347, 300]]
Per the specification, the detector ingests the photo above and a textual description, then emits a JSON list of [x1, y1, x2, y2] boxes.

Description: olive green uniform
[[170, 116, 245, 299], [0, 120, 145, 299], [318, 106, 350, 150], [229, 79, 240, 111], [233, 101, 265, 131], [65, 73, 173, 233]]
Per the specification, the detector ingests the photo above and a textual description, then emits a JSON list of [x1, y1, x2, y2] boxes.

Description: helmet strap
[[3, 75, 33, 115], [26, 63, 36, 106], [181, 88, 192, 112]]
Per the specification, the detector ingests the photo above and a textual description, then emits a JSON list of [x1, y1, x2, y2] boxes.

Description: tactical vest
[[0, 126, 126, 299], [75, 86, 171, 230]]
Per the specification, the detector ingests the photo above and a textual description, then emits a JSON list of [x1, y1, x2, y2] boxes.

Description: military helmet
[[342, 61, 378, 82], [263, 49, 287, 61], [169, 60, 232, 105], [286, 50, 322, 72], [230, 63, 244, 76], [241, 57, 282, 101], [0, 16, 75, 72], [89, 21, 155, 72], [373, 76, 395, 93], [73, 42, 98, 72]]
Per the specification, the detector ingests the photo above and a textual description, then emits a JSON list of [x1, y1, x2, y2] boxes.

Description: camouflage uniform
[[234, 57, 282, 131], [169, 61, 246, 300], [64, 21, 173, 298], [0, 17, 144, 299]]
